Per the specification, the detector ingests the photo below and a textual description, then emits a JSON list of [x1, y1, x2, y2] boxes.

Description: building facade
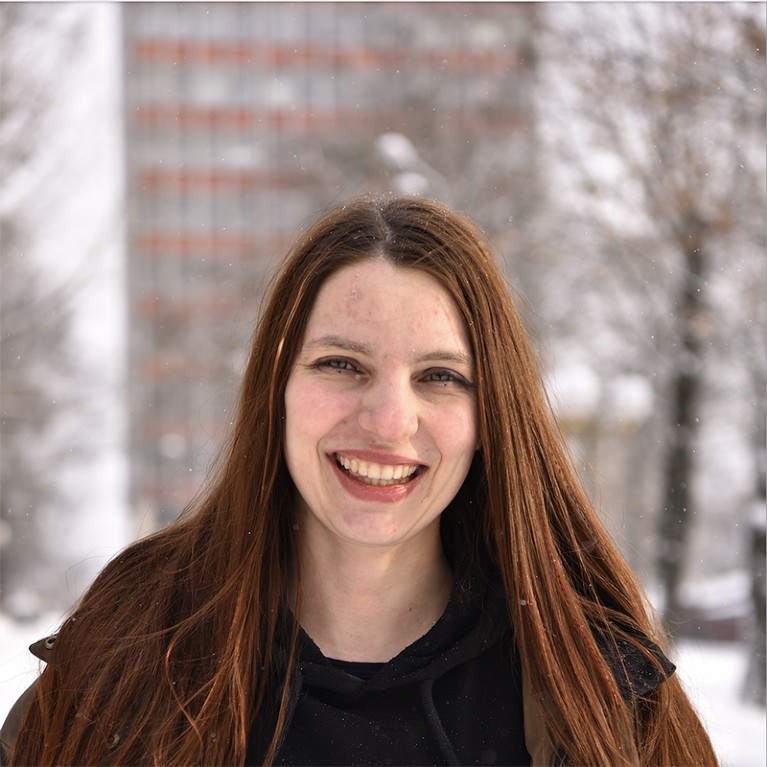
[[121, 2, 539, 527]]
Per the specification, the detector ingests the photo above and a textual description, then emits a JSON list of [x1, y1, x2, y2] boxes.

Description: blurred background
[[1, 3, 764, 763]]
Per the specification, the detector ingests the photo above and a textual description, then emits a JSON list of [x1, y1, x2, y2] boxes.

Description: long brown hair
[[12, 196, 717, 766]]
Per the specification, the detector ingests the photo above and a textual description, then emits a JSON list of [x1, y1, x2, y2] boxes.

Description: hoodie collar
[[296, 569, 509, 698]]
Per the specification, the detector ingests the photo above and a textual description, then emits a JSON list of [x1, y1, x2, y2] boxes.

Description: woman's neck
[[293, 525, 453, 663]]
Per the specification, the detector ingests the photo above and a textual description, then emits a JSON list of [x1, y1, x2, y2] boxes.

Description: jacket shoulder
[[0, 635, 56, 765]]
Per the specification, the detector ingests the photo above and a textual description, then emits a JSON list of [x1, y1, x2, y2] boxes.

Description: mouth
[[334, 453, 423, 487]]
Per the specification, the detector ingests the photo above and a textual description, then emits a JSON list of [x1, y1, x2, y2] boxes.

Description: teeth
[[336, 454, 419, 485]]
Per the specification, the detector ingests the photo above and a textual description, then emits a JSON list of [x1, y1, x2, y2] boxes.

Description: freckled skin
[[284, 260, 478, 555]]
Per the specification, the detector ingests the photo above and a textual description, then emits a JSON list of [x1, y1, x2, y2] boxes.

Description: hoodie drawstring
[[419, 678, 460, 766]]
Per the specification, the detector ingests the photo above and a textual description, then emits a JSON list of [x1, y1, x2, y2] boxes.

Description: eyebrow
[[304, 336, 371, 355], [304, 335, 474, 367]]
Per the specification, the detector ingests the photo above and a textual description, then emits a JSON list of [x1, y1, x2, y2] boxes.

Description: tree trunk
[[658, 236, 706, 634], [745, 514, 766, 705], [744, 408, 766, 705]]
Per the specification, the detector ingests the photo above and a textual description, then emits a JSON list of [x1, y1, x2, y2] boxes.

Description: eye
[[421, 368, 472, 388], [312, 357, 362, 375]]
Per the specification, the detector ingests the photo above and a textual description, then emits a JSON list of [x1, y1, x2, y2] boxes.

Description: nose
[[357, 374, 419, 444]]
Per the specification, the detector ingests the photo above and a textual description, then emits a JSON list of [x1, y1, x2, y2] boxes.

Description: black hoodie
[[246, 573, 531, 766]]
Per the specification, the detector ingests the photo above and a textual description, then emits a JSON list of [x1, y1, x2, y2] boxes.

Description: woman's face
[[284, 259, 478, 552]]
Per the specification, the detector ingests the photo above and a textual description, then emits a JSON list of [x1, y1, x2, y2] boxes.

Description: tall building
[[121, 2, 539, 527]]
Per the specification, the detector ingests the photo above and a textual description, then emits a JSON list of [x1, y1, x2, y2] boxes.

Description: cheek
[[284, 381, 313, 462], [438, 404, 479, 462], [284, 380, 356, 451]]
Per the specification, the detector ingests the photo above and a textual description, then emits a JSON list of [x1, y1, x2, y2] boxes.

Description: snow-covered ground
[[0, 612, 763, 765], [673, 640, 765, 767]]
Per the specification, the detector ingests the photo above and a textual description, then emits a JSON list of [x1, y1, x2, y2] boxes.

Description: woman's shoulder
[[0, 636, 56, 765], [1, 680, 37, 765], [27, 530, 193, 685]]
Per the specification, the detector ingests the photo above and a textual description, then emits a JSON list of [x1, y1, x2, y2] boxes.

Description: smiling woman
[[1, 197, 718, 766]]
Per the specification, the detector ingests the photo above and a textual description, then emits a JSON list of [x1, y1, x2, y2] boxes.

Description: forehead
[[302, 260, 471, 353]]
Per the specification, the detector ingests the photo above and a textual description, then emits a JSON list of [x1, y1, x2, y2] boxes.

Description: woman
[[2, 196, 717, 766]]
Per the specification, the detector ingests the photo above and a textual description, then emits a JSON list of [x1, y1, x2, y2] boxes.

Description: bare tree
[[536, 3, 766, 642], [0, 4, 96, 615]]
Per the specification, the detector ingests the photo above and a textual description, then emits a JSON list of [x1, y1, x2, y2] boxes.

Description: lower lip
[[330, 458, 422, 503]]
